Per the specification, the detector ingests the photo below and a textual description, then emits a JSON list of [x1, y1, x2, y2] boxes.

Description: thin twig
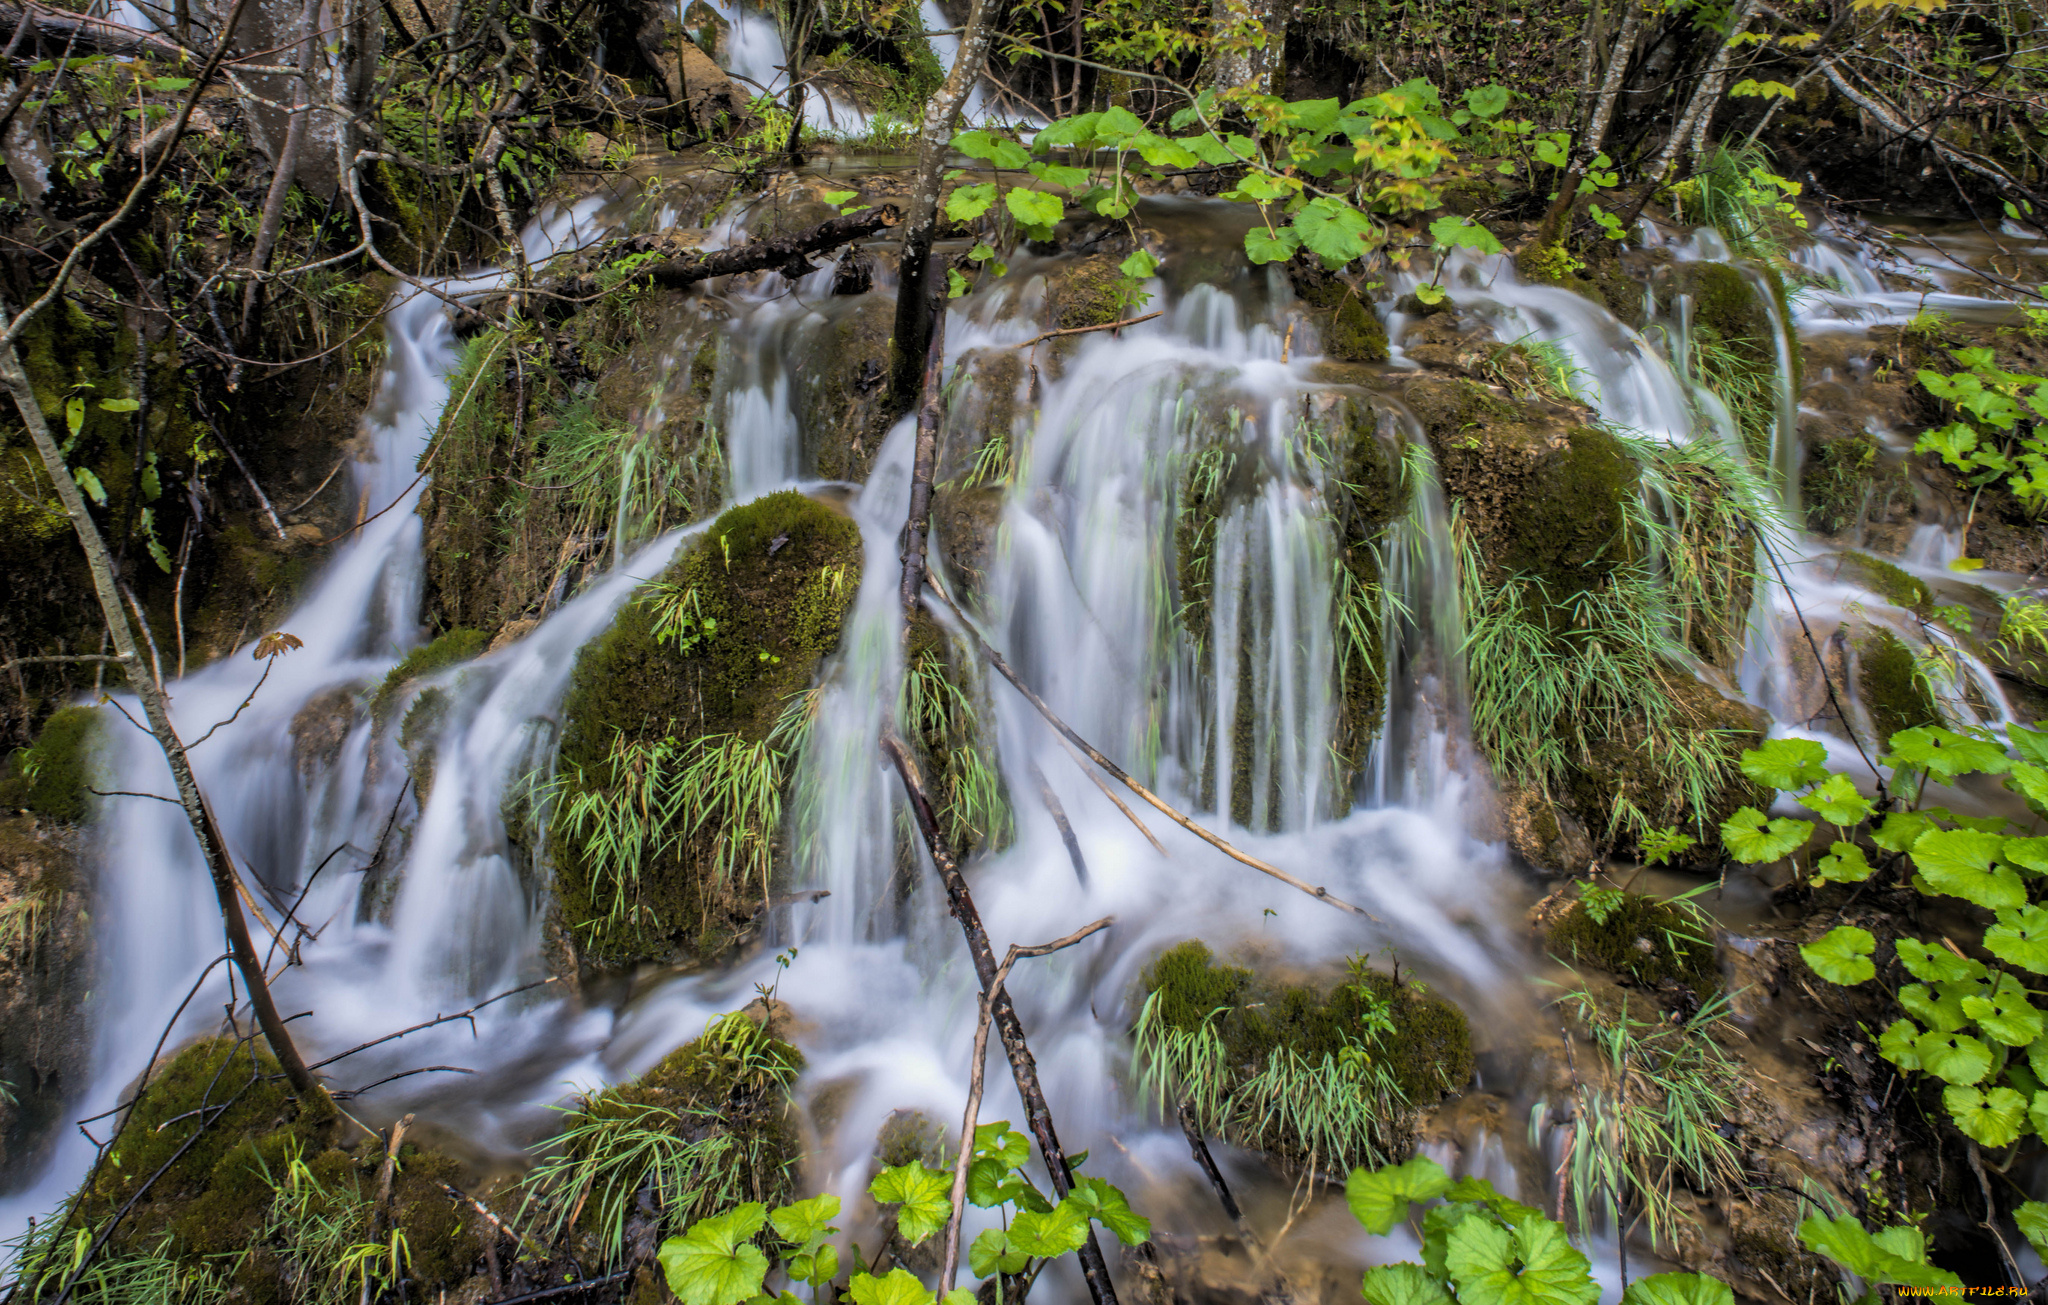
[[926, 572, 1375, 919], [1029, 762, 1089, 887], [1017, 310, 1161, 350], [306, 978, 557, 1069]]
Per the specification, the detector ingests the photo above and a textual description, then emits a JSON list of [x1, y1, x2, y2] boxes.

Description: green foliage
[[529, 394, 719, 553], [370, 627, 487, 721], [1535, 991, 1744, 1247], [1795, 1215, 1961, 1287], [1912, 346, 2048, 516], [1749, 715, 2048, 1148], [903, 630, 1010, 857], [1668, 144, 1807, 263], [1343, 1155, 1734, 1305], [1549, 885, 1718, 992]]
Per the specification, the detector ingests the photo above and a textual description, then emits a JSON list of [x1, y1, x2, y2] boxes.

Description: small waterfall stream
[[9, 160, 2048, 1296]]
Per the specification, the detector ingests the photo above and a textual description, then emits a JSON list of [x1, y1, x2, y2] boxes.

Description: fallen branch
[[0, 653, 129, 673], [880, 730, 1121, 1305], [1054, 733, 1166, 855], [924, 572, 1376, 920], [940, 916, 1115, 1292], [0, 1, 190, 63], [1016, 311, 1161, 350], [549, 206, 902, 301], [1177, 1101, 1299, 1302], [900, 298, 947, 621]]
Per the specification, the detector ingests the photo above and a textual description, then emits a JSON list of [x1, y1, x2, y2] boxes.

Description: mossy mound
[[1039, 255, 1136, 348], [1139, 940, 1474, 1123], [1549, 890, 1718, 995], [1829, 552, 1930, 614], [86, 1038, 480, 1303], [1514, 237, 1644, 328], [1402, 375, 1636, 598], [1288, 256, 1389, 363], [551, 491, 861, 967], [372, 628, 487, 721], [554, 1011, 805, 1232], [0, 705, 103, 823], [1858, 628, 1939, 742]]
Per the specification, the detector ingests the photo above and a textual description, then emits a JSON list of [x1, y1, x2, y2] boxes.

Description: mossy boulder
[[1514, 237, 1644, 329], [552, 491, 862, 968], [86, 1038, 482, 1302], [0, 817, 91, 1186], [788, 294, 895, 483], [1041, 254, 1136, 335], [1136, 940, 1473, 1166], [1826, 552, 1930, 615], [1288, 256, 1388, 363], [1857, 628, 1938, 743], [1400, 375, 1636, 597], [554, 1009, 805, 1236], [1800, 423, 1906, 538], [1549, 887, 1718, 996], [0, 705, 103, 823]]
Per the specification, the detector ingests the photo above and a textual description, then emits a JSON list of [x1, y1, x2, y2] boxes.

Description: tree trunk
[[888, 0, 996, 410], [899, 307, 946, 623], [0, 312, 325, 1104], [238, 0, 319, 350], [1648, 0, 1759, 183]]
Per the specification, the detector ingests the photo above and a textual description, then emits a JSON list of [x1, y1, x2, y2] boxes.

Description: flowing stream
[[7, 167, 2048, 1297]]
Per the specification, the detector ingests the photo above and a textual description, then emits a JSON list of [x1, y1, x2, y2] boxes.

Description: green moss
[[85, 1038, 479, 1301], [1139, 940, 1474, 1107], [552, 491, 862, 966], [1043, 255, 1132, 333], [399, 686, 452, 799], [569, 1015, 806, 1220], [1833, 553, 1930, 614], [373, 628, 487, 721], [1549, 891, 1717, 994], [1859, 628, 1939, 742], [2, 705, 104, 823], [1288, 260, 1388, 363]]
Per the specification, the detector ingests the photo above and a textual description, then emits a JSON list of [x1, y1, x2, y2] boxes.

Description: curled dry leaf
[[253, 631, 304, 659]]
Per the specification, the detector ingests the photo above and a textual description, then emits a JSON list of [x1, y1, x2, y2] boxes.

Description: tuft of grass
[[1534, 988, 1745, 1249], [1690, 333, 1780, 465], [1670, 143, 1803, 265], [903, 642, 1010, 857], [529, 396, 720, 561]]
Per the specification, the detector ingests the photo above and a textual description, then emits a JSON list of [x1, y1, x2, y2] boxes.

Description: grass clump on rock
[[548, 490, 861, 968], [1549, 885, 1718, 995], [0, 705, 103, 823], [1132, 940, 1473, 1170], [371, 627, 488, 721], [526, 1007, 804, 1262]]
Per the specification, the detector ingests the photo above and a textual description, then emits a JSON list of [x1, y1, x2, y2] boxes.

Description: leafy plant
[[1734, 725, 2048, 1147], [1912, 346, 2048, 518]]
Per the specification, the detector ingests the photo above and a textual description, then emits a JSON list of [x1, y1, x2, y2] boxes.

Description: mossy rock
[[0, 705, 103, 823], [1801, 426, 1906, 538], [1858, 628, 1938, 743], [1402, 375, 1636, 598], [1137, 940, 1473, 1163], [372, 627, 488, 722], [561, 1011, 805, 1229], [1288, 256, 1388, 363], [1829, 552, 1930, 615], [552, 491, 862, 967], [1549, 889, 1717, 995], [1514, 239, 1644, 329], [1042, 255, 1134, 334], [787, 295, 895, 483], [1312, 391, 1401, 797], [87, 1039, 482, 1300]]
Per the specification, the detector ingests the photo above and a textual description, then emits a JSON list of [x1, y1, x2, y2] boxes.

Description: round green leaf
[[1945, 1084, 2028, 1146], [1799, 925, 1876, 984], [2015, 1199, 2048, 1257], [1244, 226, 1302, 264], [1878, 1017, 1923, 1070], [1885, 726, 2012, 781], [870, 1160, 952, 1246], [1895, 938, 1985, 983], [1912, 827, 2027, 909], [1796, 772, 1874, 826], [1960, 975, 2044, 1046], [1620, 1273, 1734, 1305], [1915, 1029, 1994, 1084], [1814, 841, 1873, 884], [658, 1205, 771, 1305], [1444, 1210, 1598, 1305], [1720, 807, 1813, 864], [1987, 904, 2048, 974], [1346, 1156, 1453, 1235], [847, 1268, 938, 1305], [1361, 1263, 1453, 1305], [1738, 737, 1829, 790]]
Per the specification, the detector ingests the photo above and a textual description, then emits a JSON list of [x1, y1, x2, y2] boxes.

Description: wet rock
[[789, 294, 896, 482], [633, 1, 748, 137], [1040, 253, 1138, 335], [1500, 785, 1594, 876], [0, 817, 91, 1188], [290, 685, 361, 779]]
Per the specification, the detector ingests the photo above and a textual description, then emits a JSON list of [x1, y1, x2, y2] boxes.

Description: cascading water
[[12, 147, 2048, 1299]]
